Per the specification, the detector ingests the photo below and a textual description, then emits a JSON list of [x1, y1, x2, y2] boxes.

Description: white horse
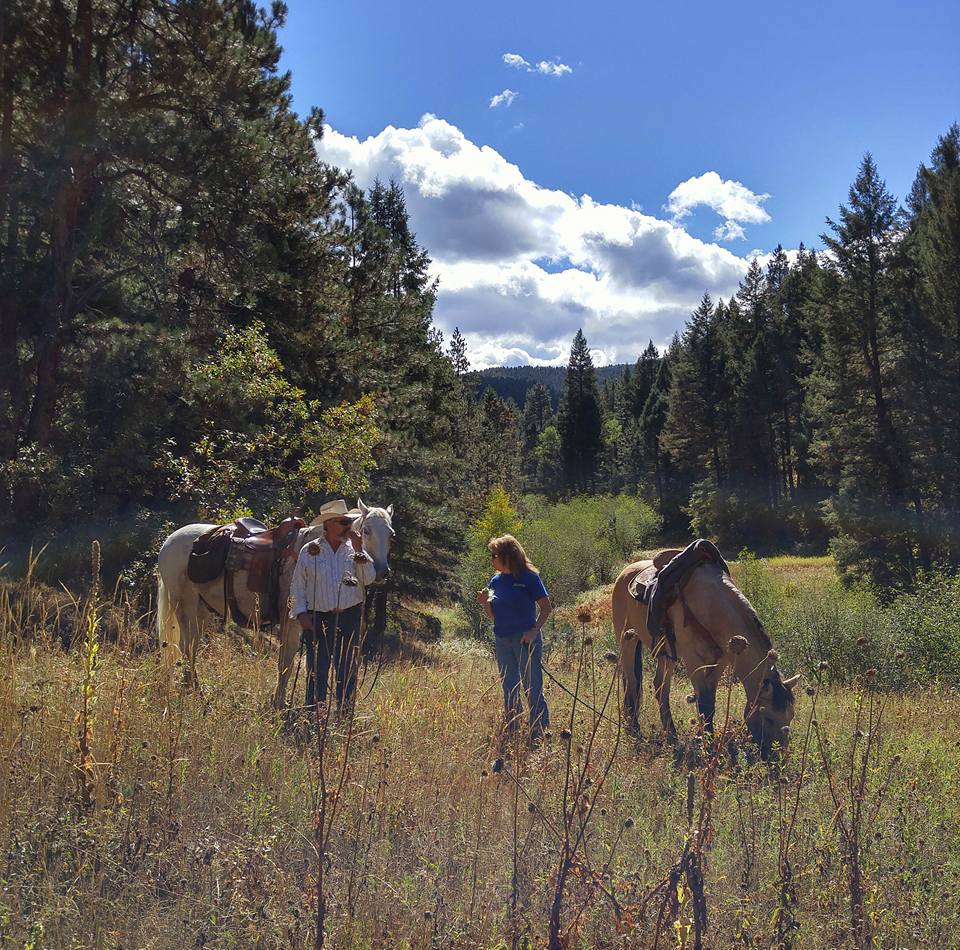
[[157, 500, 394, 707]]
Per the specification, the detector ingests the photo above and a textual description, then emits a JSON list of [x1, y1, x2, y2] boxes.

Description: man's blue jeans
[[495, 633, 549, 737]]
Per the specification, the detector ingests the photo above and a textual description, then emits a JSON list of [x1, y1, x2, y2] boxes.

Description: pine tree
[[898, 124, 960, 563], [639, 339, 682, 524], [661, 294, 729, 486], [809, 154, 921, 588], [448, 327, 470, 376], [557, 330, 604, 491], [534, 425, 565, 499], [521, 383, 553, 488]]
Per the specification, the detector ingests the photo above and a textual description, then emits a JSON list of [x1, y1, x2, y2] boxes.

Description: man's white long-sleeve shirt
[[289, 539, 377, 616]]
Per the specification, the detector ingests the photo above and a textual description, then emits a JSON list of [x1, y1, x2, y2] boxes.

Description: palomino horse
[[157, 500, 394, 708], [611, 551, 799, 758]]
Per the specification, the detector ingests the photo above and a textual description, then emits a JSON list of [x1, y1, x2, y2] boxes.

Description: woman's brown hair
[[488, 534, 539, 576]]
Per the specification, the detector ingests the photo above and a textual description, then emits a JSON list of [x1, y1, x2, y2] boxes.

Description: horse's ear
[[783, 673, 801, 689], [386, 503, 394, 518], [358, 499, 369, 515]]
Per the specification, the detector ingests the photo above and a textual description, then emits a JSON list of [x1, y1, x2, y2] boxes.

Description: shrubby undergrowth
[[737, 553, 960, 688]]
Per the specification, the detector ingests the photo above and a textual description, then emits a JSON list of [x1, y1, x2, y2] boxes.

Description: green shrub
[[522, 494, 659, 608], [735, 555, 960, 689]]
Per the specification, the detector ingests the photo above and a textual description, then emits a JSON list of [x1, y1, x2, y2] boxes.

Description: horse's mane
[[718, 569, 773, 652]]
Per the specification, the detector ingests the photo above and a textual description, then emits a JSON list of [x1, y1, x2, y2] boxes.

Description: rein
[[539, 656, 623, 730]]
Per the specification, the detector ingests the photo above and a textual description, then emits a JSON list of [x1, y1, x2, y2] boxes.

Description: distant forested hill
[[467, 364, 631, 409]]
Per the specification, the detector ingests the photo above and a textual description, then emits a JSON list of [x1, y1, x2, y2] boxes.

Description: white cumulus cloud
[[315, 116, 770, 368], [666, 171, 771, 242], [536, 60, 572, 77], [502, 51, 573, 77], [489, 88, 518, 109], [502, 52, 530, 69]]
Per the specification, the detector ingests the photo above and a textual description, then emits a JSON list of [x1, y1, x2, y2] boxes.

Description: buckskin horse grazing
[[611, 543, 799, 758], [157, 500, 394, 708]]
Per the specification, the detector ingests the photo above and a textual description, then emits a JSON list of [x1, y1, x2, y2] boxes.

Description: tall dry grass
[[1, 572, 959, 947]]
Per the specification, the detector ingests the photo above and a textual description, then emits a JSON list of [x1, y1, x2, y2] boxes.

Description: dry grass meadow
[[2, 557, 959, 949]]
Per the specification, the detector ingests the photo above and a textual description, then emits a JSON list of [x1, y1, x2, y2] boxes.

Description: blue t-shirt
[[489, 569, 549, 637]]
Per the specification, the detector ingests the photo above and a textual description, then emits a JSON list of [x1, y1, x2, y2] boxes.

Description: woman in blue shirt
[[476, 534, 553, 743]]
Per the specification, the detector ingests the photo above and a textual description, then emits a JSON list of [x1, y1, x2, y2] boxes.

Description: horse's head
[[745, 666, 800, 760], [357, 498, 394, 585]]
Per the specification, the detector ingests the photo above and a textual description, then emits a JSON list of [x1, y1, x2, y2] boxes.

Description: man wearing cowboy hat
[[290, 499, 376, 712]]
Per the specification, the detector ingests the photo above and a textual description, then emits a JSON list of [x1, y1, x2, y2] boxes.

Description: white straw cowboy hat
[[309, 499, 362, 528]]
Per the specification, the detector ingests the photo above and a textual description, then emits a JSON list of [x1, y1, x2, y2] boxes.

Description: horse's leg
[[619, 633, 641, 729], [652, 656, 677, 739], [274, 617, 301, 710], [175, 587, 203, 690], [685, 644, 723, 737], [696, 684, 717, 734]]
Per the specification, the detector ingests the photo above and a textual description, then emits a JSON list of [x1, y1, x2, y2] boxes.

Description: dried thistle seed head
[[895, 650, 905, 660], [623, 817, 635, 829], [817, 660, 829, 671], [583, 636, 594, 646], [372, 734, 381, 744], [577, 607, 593, 623], [856, 636, 868, 647], [424, 911, 433, 920], [728, 636, 748, 655], [559, 728, 572, 741], [480, 769, 488, 778], [604, 650, 619, 663], [805, 686, 815, 696], [491, 758, 504, 774], [527, 801, 536, 813], [865, 668, 878, 680]]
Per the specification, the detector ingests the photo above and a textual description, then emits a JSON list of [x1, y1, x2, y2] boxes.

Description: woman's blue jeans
[[495, 633, 549, 737]]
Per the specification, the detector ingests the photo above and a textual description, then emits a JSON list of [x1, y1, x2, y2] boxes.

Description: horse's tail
[[612, 568, 643, 715], [157, 571, 180, 666]]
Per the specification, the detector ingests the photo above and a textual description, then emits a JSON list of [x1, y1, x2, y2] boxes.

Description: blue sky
[[277, 0, 959, 366]]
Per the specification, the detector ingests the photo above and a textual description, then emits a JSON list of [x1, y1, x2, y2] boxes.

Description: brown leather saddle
[[188, 516, 306, 627]]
